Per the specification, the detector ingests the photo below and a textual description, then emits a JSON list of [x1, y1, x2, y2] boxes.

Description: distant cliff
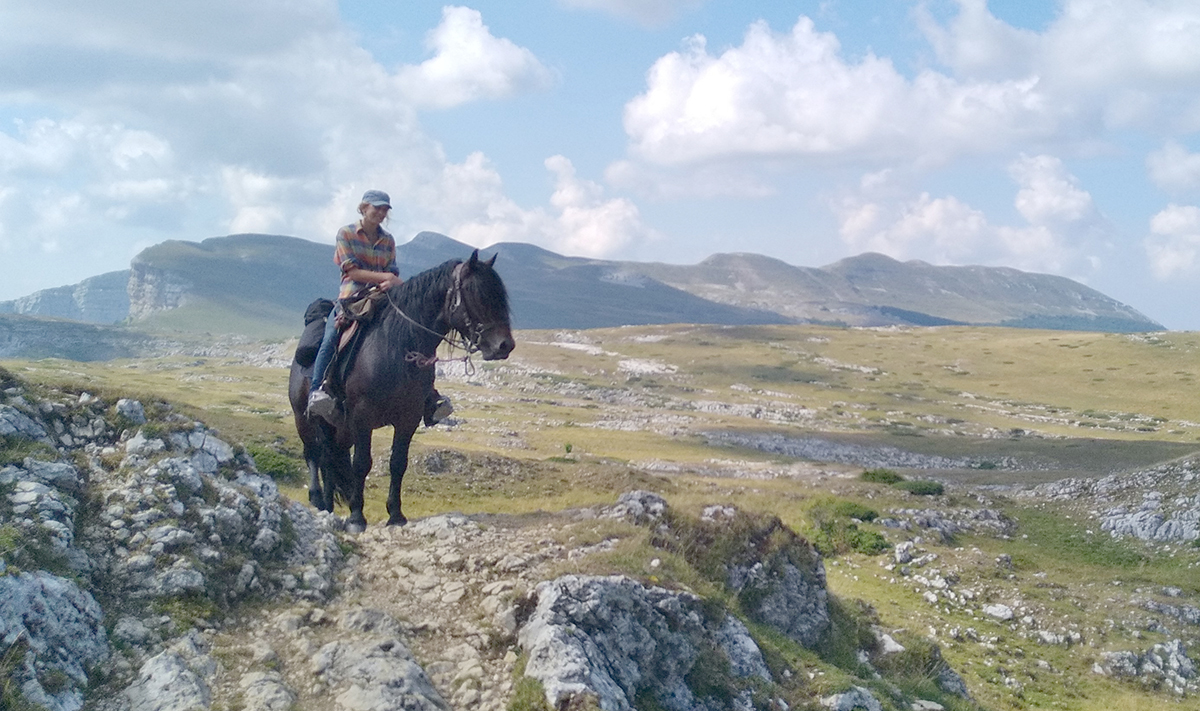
[[0, 270, 130, 324]]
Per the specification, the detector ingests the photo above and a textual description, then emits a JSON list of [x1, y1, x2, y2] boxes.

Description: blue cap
[[362, 190, 391, 207]]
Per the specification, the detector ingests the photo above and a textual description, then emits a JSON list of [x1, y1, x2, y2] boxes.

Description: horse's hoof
[[308, 491, 324, 509], [345, 521, 366, 534], [386, 515, 408, 527]]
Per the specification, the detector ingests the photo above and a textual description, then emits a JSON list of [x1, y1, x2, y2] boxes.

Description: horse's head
[[447, 250, 515, 360]]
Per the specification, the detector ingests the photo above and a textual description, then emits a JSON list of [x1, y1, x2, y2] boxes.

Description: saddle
[[294, 288, 390, 399], [329, 288, 389, 393]]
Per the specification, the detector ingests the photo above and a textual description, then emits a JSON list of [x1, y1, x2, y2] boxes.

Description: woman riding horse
[[290, 227, 515, 532], [307, 189, 452, 426]]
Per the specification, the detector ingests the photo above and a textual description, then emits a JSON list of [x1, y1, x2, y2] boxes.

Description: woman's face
[[362, 203, 390, 227]]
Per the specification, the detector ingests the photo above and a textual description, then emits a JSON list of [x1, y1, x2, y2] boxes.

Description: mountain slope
[[634, 251, 1159, 332], [1, 232, 1164, 338]]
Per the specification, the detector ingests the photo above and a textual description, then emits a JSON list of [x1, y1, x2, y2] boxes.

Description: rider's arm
[[344, 268, 402, 290]]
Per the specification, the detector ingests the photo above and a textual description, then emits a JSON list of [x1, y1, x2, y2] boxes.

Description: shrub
[[861, 468, 903, 484], [246, 445, 303, 484], [894, 480, 944, 496], [803, 498, 889, 556], [827, 500, 879, 523]]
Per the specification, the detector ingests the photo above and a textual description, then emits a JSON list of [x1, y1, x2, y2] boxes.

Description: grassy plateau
[[5, 322, 1200, 710]]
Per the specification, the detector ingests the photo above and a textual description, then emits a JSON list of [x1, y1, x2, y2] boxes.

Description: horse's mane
[[389, 259, 460, 313], [378, 255, 510, 355]]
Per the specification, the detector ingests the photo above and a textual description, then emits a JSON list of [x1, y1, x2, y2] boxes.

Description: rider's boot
[[423, 389, 454, 427], [307, 385, 338, 422]]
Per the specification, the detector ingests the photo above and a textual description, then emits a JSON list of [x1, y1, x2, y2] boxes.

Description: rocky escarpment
[[1, 367, 976, 711], [126, 260, 192, 320], [0, 372, 341, 711], [0, 270, 131, 324]]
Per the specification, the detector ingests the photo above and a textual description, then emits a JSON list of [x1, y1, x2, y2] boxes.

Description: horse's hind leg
[[386, 428, 416, 527], [345, 430, 374, 533], [301, 440, 330, 511], [306, 457, 325, 510]]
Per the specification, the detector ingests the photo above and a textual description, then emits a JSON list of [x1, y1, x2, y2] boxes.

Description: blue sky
[[4, 1, 1200, 328]]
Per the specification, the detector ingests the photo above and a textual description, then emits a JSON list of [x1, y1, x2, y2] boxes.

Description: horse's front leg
[[386, 427, 416, 526], [345, 430, 374, 533]]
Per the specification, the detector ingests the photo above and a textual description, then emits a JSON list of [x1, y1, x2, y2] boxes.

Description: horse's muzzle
[[480, 328, 515, 360]]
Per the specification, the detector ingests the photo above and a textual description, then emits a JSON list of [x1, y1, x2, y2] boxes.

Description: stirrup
[[307, 389, 337, 421], [424, 396, 454, 427]]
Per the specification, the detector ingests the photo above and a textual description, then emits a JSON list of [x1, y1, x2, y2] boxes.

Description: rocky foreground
[[0, 371, 987, 711], [4, 368, 1199, 710]]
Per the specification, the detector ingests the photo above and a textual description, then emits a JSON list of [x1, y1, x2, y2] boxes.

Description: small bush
[[861, 468, 903, 484], [811, 522, 891, 557], [827, 500, 879, 523], [507, 676, 553, 711], [246, 445, 303, 484], [895, 480, 944, 496]]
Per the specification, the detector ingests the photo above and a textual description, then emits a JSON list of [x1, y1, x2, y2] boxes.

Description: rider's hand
[[379, 274, 403, 291]]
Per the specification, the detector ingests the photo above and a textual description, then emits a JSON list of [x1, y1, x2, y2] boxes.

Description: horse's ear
[[485, 253, 497, 268], [467, 250, 480, 269]]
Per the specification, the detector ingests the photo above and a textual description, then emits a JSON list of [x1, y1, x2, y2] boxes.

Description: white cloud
[[922, 0, 1200, 131], [835, 154, 1102, 275], [1146, 203, 1200, 278], [557, 0, 704, 26], [1009, 154, 1096, 225], [450, 154, 658, 257], [0, 2, 568, 298], [397, 6, 554, 109], [623, 18, 1050, 168], [1148, 142, 1200, 193], [917, 0, 1039, 80], [622, 2, 1200, 179]]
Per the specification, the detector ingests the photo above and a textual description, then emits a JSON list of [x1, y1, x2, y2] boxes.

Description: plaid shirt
[[333, 222, 399, 299]]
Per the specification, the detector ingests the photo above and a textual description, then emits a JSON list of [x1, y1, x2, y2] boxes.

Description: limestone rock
[[0, 571, 109, 711], [117, 398, 148, 425], [518, 574, 770, 711], [125, 651, 211, 711], [821, 686, 883, 711], [313, 638, 449, 711]]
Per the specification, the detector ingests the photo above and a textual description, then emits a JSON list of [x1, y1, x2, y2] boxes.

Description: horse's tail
[[315, 427, 356, 505]]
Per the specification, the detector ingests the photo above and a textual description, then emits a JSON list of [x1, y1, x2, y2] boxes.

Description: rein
[[385, 262, 481, 370]]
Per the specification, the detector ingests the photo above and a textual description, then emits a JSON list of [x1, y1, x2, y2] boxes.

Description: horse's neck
[[381, 274, 451, 353]]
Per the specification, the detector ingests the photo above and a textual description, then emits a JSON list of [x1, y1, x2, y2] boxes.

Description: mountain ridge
[[0, 231, 1163, 340]]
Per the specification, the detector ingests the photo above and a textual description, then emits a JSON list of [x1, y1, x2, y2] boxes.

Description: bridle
[[386, 261, 501, 367]]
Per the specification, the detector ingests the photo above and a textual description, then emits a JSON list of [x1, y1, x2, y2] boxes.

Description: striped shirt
[[333, 222, 399, 299]]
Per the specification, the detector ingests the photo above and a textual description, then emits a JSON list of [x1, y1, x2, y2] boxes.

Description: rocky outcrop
[[0, 571, 109, 711], [127, 260, 192, 320], [0, 375, 342, 711], [1022, 458, 1200, 545], [1096, 639, 1197, 696], [0, 270, 130, 324], [518, 574, 771, 711], [614, 492, 832, 649]]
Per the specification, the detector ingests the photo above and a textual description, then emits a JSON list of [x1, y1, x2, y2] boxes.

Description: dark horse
[[288, 251, 514, 532]]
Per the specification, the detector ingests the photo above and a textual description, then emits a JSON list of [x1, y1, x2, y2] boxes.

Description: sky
[[4, 1, 1200, 328]]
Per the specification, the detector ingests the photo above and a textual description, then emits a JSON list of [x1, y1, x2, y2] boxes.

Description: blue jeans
[[311, 304, 340, 389]]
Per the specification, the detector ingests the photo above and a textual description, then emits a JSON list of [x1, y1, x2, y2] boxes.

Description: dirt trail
[[207, 511, 589, 711]]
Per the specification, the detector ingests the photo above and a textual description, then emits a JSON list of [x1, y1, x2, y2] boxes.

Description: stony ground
[[204, 509, 599, 711]]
